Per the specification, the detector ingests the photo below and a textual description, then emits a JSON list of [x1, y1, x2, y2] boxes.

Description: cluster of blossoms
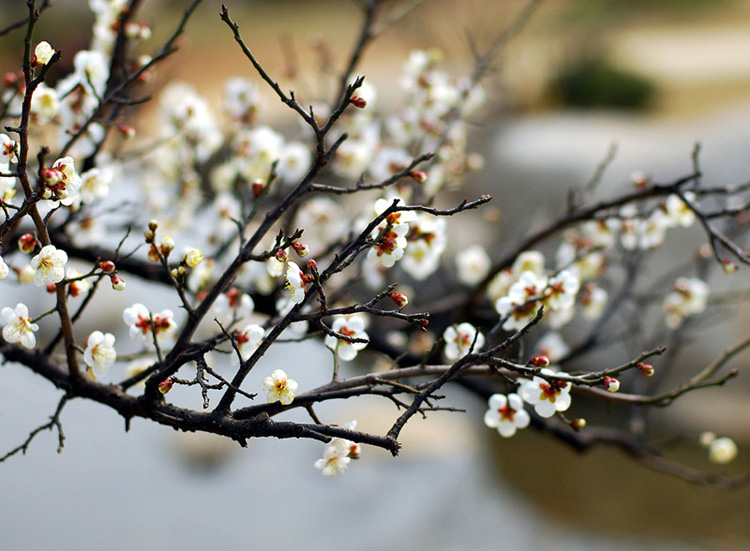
[[123, 303, 178, 344], [484, 368, 573, 438], [324, 315, 369, 361], [314, 420, 361, 477], [662, 277, 710, 328]]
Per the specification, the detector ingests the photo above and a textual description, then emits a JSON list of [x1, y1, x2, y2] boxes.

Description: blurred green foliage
[[551, 57, 655, 110]]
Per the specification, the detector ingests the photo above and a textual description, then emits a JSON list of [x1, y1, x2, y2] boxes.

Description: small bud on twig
[[349, 96, 367, 109]]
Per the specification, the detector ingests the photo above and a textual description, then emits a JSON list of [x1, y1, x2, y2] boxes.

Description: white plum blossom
[[664, 192, 697, 228], [263, 369, 298, 405], [484, 393, 530, 437], [0, 134, 17, 165], [518, 369, 572, 418], [123, 303, 177, 343], [580, 284, 608, 320], [277, 141, 311, 184], [232, 324, 265, 364], [2, 303, 39, 349], [30, 244, 68, 286], [543, 270, 580, 312], [285, 261, 310, 305], [214, 287, 255, 323], [325, 315, 369, 361], [456, 244, 491, 285], [401, 214, 446, 280], [223, 77, 261, 123], [314, 437, 353, 477], [43, 156, 82, 206], [333, 139, 374, 179], [30, 82, 59, 121], [638, 209, 670, 250], [511, 250, 546, 277], [183, 247, 204, 268], [83, 331, 117, 378], [79, 167, 112, 204], [582, 218, 620, 249], [368, 147, 412, 181], [443, 322, 484, 360], [495, 271, 547, 331], [366, 197, 416, 268], [662, 277, 710, 328]]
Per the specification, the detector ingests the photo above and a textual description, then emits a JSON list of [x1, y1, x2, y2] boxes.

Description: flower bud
[[118, 125, 136, 140], [275, 249, 288, 263], [183, 247, 203, 268], [388, 290, 408, 308], [110, 274, 126, 291], [573, 418, 587, 429], [144, 230, 154, 243], [158, 378, 174, 395], [148, 219, 159, 232], [148, 244, 161, 262], [46, 283, 57, 293], [408, 170, 427, 183], [529, 355, 550, 368], [33, 41, 55, 66], [630, 171, 648, 189], [723, 259, 737, 274], [251, 179, 265, 197], [291, 241, 309, 258], [170, 268, 180, 278], [306, 259, 318, 272], [708, 437, 738, 465], [349, 96, 367, 109], [99, 260, 116, 274], [636, 362, 654, 377], [604, 376, 620, 393], [161, 236, 175, 256], [18, 233, 37, 254]]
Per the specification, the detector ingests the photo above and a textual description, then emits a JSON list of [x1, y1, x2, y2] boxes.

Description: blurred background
[[2, 0, 750, 549]]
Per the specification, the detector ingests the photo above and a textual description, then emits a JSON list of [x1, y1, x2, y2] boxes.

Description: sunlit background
[[2, 1, 750, 549]]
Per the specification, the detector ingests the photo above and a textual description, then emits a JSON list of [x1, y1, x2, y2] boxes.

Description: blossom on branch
[[518, 369, 572, 418], [1, 303, 39, 349], [83, 331, 117, 378], [123, 303, 177, 343], [484, 393, 530, 437], [30, 244, 68, 286], [324, 315, 369, 361], [263, 369, 298, 405], [443, 322, 484, 360]]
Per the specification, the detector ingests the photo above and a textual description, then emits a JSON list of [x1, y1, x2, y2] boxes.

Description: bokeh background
[[2, 0, 750, 549]]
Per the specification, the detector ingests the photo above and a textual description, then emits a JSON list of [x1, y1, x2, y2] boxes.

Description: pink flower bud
[[18, 233, 37, 254], [306, 259, 318, 272], [529, 355, 550, 368], [604, 376, 620, 393], [158, 378, 174, 395], [636, 362, 654, 377], [46, 283, 57, 293], [118, 125, 136, 140], [252, 180, 266, 198], [349, 96, 367, 109], [110, 274, 126, 291], [275, 249, 288, 263], [388, 290, 408, 308], [291, 241, 309, 258], [99, 260, 116, 274], [409, 170, 428, 183]]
